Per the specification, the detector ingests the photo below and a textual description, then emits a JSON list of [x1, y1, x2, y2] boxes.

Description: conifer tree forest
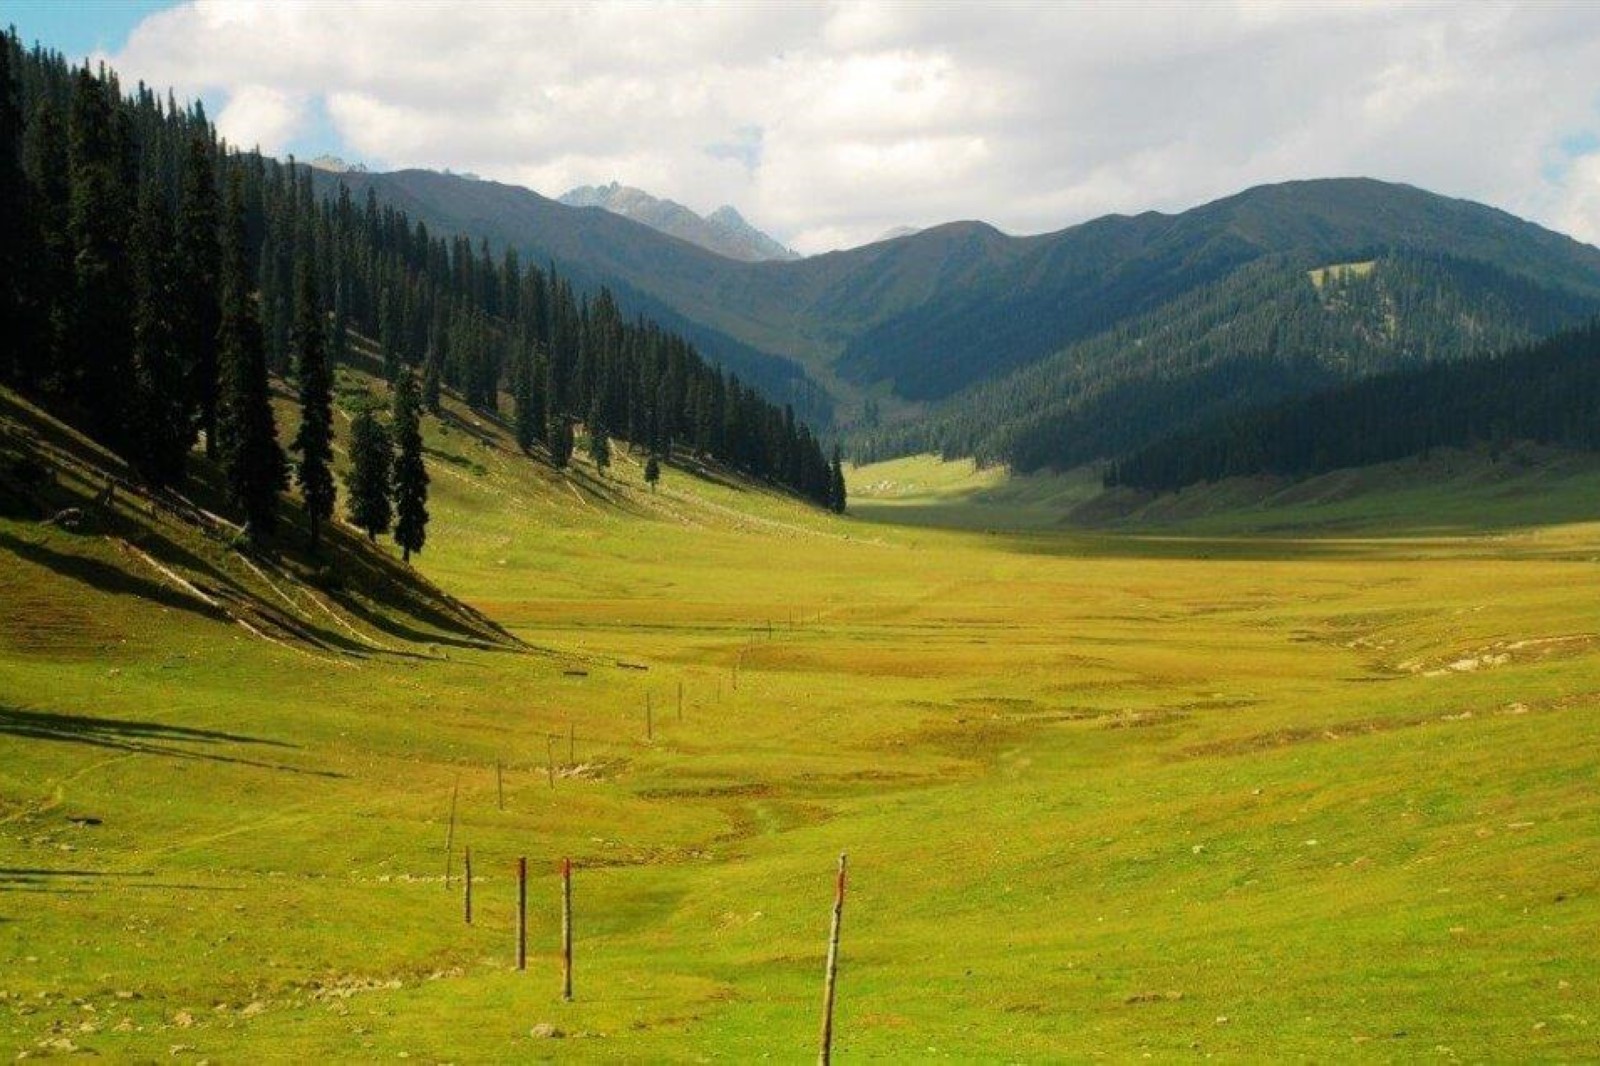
[[0, 32, 841, 565]]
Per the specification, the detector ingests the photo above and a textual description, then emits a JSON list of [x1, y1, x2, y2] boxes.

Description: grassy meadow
[[3, 389, 1599, 1059]]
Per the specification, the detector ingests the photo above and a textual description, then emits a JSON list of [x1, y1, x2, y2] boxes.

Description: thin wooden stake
[[546, 735, 556, 788], [568, 720, 575, 764], [464, 846, 473, 925], [443, 778, 459, 889], [516, 856, 528, 971], [496, 759, 504, 810], [819, 852, 848, 1066], [561, 857, 573, 1002]]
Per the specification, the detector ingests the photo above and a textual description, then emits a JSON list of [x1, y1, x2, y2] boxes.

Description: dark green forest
[[0, 32, 845, 554], [856, 252, 1599, 472], [1104, 319, 1600, 492]]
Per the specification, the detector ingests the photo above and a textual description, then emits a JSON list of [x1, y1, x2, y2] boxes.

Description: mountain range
[[320, 170, 1600, 469], [558, 182, 799, 263]]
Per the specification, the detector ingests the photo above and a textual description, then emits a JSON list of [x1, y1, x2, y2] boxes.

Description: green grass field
[[3, 387, 1598, 1059]]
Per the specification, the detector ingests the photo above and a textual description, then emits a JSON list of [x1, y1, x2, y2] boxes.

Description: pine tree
[[547, 413, 573, 469], [343, 406, 393, 540], [19, 93, 69, 393], [175, 129, 221, 457], [290, 261, 335, 551], [513, 340, 543, 452], [127, 176, 192, 487], [421, 346, 442, 414], [66, 68, 134, 448], [0, 31, 27, 385], [216, 170, 286, 537], [391, 368, 429, 563], [829, 444, 847, 514], [586, 399, 610, 476], [644, 452, 661, 491]]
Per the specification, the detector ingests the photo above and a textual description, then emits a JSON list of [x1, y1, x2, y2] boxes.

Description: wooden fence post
[[561, 857, 573, 1002], [546, 735, 556, 788], [464, 846, 473, 925], [568, 720, 575, 764], [819, 852, 848, 1065], [443, 778, 459, 889], [516, 857, 528, 971]]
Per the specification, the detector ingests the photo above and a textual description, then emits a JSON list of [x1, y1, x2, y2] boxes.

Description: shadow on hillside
[[335, 594, 504, 653], [0, 530, 231, 623], [0, 867, 149, 894], [0, 705, 346, 779]]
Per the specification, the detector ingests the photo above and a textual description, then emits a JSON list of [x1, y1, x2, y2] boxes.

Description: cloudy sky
[[12, 0, 1600, 253]]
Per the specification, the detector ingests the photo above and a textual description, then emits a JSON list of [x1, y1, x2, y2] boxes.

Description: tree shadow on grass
[[0, 705, 346, 779], [0, 530, 230, 624], [0, 867, 152, 894]]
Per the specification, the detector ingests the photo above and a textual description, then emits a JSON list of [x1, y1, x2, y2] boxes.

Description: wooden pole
[[546, 735, 556, 788], [516, 857, 527, 971], [443, 778, 459, 889], [464, 846, 473, 925], [561, 857, 573, 1001], [819, 852, 847, 1066], [496, 759, 504, 811], [568, 720, 575, 764]]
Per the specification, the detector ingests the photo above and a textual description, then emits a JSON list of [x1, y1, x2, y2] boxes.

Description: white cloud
[[214, 84, 305, 155], [108, 1, 1600, 253]]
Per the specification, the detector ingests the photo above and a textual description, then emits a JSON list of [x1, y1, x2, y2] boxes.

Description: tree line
[[1106, 319, 1600, 492], [851, 252, 1597, 474], [0, 31, 845, 562]]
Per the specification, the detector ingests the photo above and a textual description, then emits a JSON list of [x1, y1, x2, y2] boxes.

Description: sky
[[8, 0, 1600, 254]]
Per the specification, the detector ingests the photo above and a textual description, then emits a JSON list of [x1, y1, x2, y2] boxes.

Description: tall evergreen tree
[[66, 68, 134, 447], [290, 261, 335, 550], [127, 176, 191, 487], [586, 399, 610, 476], [216, 170, 286, 537], [547, 407, 574, 469], [0, 31, 27, 384], [175, 129, 221, 457], [19, 93, 69, 393], [513, 340, 542, 451], [391, 368, 429, 563], [644, 452, 661, 491], [421, 346, 442, 414], [829, 444, 847, 514], [343, 406, 393, 540]]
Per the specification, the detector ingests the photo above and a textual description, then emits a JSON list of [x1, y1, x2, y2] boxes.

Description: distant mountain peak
[[309, 154, 367, 174], [558, 183, 799, 262], [874, 225, 923, 243]]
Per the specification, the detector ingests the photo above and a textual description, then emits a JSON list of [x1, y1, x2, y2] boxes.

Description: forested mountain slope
[[860, 251, 1600, 471], [1106, 319, 1600, 493], [331, 170, 1600, 458]]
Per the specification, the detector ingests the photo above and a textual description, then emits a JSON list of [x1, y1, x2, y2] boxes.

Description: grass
[[2, 376, 1598, 1060]]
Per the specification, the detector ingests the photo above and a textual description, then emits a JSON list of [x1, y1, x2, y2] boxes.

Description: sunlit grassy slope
[[3, 368, 1599, 1060], [850, 448, 1600, 536]]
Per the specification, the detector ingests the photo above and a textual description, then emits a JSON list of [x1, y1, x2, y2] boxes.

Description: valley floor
[[4, 435, 1599, 1060]]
